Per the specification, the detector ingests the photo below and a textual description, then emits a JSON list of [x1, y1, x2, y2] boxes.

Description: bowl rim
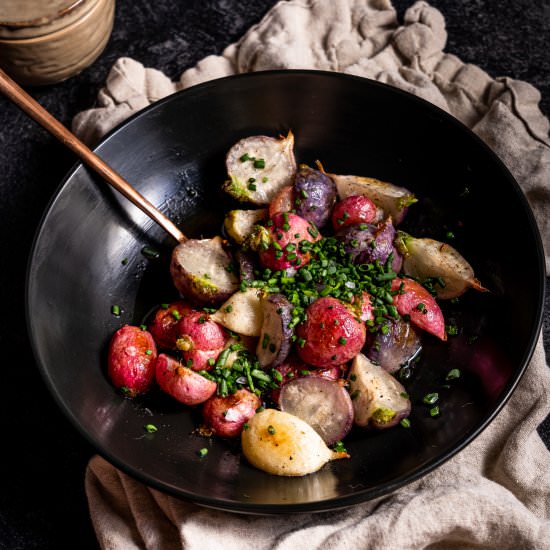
[[26, 69, 547, 514]]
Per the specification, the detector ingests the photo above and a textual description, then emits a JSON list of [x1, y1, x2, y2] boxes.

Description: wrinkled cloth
[[77, 1, 550, 548]]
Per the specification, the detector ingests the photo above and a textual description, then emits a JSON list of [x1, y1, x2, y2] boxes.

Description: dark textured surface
[[0, 0, 548, 547]]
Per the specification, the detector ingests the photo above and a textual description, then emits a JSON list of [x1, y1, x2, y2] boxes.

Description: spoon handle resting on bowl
[[0, 68, 186, 243]]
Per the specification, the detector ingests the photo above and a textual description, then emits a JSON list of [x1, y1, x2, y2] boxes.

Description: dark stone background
[[0, 1, 547, 548]]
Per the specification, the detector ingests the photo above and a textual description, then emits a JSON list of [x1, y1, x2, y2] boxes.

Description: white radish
[[242, 409, 348, 476], [170, 236, 238, 305], [395, 231, 487, 299], [211, 288, 264, 337], [224, 132, 296, 205], [224, 209, 268, 244], [348, 353, 410, 429]]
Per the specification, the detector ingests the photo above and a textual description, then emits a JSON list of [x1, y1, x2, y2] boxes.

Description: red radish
[[258, 212, 321, 271], [148, 300, 195, 349], [108, 325, 157, 397], [175, 311, 227, 371], [391, 277, 446, 340], [202, 389, 261, 438], [268, 185, 295, 217], [296, 297, 366, 367], [155, 354, 217, 405], [332, 195, 378, 230]]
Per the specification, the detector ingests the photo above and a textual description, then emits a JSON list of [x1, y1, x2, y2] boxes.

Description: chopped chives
[[446, 368, 461, 380], [253, 159, 265, 169]]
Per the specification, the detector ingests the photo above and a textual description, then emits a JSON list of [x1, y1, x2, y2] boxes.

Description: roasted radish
[[269, 185, 295, 217], [367, 317, 421, 373], [296, 297, 366, 368], [329, 173, 416, 225], [279, 377, 353, 445], [202, 389, 261, 438], [224, 209, 267, 244], [211, 288, 264, 337], [391, 277, 446, 341], [223, 132, 296, 205], [256, 294, 293, 368], [258, 212, 321, 271], [241, 409, 349, 476], [395, 232, 487, 299], [108, 325, 157, 397], [155, 354, 217, 406], [293, 164, 337, 228], [148, 300, 195, 349], [270, 355, 343, 404], [337, 217, 402, 272], [175, 311, 227, 371], [170, 236, 238, 305], [235, 250, 257, 282], [332, 194, 379, 230], [348, 353, 411, 429]]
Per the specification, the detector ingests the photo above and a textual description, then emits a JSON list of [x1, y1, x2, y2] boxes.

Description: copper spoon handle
[[0, 68, 186, 243]]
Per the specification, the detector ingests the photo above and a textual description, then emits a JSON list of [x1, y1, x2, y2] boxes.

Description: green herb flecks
[[251, 236, 402, 334], [198, 348, 280, 398]]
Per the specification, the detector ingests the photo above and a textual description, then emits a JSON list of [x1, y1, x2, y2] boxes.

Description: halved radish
[[395, 232, 487, 299], [329, 173, 416, 225], [224, 132, 296, 205], [256, 294, 293, 368], [279, 377, 353, 445], [348, 353, 411, 429], [391, 277, 446, 341], [170, 236, 238, 305]]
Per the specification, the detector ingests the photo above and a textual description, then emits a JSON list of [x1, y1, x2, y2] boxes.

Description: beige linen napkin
[[76, 1, 550, 548]]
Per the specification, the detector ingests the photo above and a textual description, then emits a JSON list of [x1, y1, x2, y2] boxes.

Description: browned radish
[[242, 409, 348, 476], [170, 236, 238, 305], [279, 377, 354, 445], [256, 294, 293, 368]]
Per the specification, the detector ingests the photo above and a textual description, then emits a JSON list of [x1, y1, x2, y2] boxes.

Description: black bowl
[[27, 70, 545, 513]]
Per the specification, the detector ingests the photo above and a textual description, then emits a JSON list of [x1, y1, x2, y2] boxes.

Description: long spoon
[[0, 67, 186, 243]]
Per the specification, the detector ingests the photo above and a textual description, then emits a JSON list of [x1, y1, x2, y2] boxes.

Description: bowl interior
[[27, 71, 544, 513]]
